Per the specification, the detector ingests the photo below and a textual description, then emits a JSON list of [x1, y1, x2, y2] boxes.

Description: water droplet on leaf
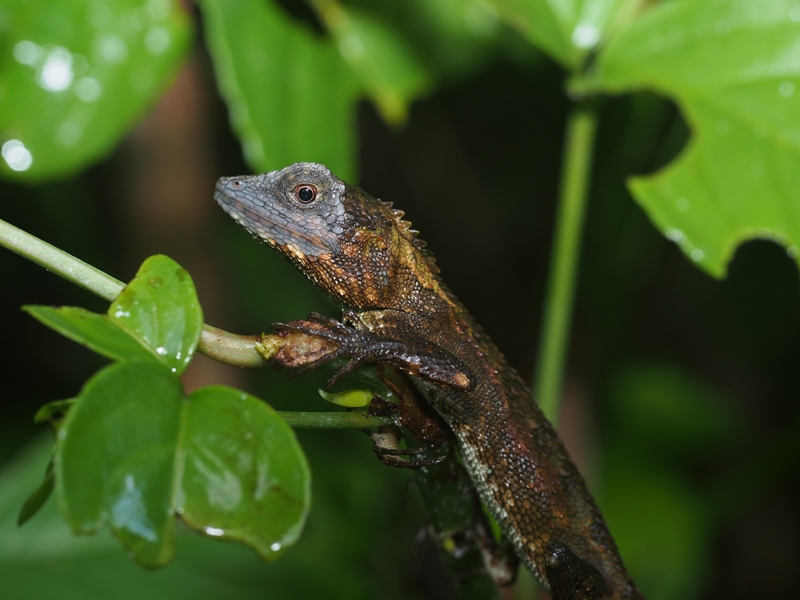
[[571, 22, 600, 49], [2, 140, 33, 171]]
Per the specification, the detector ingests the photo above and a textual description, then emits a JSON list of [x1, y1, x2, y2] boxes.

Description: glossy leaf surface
[[23, 305, 158, 364], [55, 364, 311, 567], [489, 0, 644, 69], [109, 255, 203, 375], [315, 2, 430, 124], [587, 0, 800, 276], [179, 386, 311, 559], [0, 0, 192, 180], [55, 361, 184, 568], [200, 0, 359, 181]]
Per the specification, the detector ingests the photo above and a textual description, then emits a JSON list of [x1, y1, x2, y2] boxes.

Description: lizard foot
[[274, 312, 474, 390], [367, 425, 446, 469]]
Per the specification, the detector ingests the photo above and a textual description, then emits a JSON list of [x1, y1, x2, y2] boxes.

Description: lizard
[[214, 162, 644, 600]]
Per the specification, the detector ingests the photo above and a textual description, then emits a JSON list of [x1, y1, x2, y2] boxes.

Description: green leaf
[[33, 398, 75, 425], [24, 305, 159, 364], [314, 2, 431, 124], [17, 460, 54, 526], [199, 0, 360, 181], [586, 0, 800, 277], [178, 386, 311, 560], [489, 0, 645, 69], [55, 362, 311, 567], [108, 255, 203, 375], [0, 0, 192, 180], [55, 361, 184, 568]]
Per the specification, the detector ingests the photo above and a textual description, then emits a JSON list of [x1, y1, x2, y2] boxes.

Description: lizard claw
[[368, 426, 447, 469], [273, 313, 474, 391]]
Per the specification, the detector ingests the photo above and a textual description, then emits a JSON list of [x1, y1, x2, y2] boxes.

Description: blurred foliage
[[199, 0, 360, 180], [1, 0, 800, 599], [0, 0, 192, 179], [583, 0, 800, 276]]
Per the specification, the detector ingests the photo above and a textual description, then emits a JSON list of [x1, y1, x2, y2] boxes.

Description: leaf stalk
[[534, 103, 598, 424]]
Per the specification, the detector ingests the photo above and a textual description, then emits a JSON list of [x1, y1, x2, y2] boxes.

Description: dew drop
[[270, 542, 282, 552], [57, 122, 82, 146], [145, 26, 170, 54], [97, 35, 128, 63], [339, 33, 365, 61], [38, 47, 74, 92], [13, 40, 40, 65], [72, 53, 89, 76], [787, 246, 799, 259], [571, 22, 600, 49], [666, 228, 684, 242], [204, 527, 225, 537], [74, 77, 102, 102], [690, 249, 704, 262], [2, 139, 33, 171]]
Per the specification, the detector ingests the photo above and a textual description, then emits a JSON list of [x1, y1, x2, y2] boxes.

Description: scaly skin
[[215, 162, 643, 600]]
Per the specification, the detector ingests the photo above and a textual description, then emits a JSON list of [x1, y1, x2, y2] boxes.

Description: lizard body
[[215, 162, 643, 600]]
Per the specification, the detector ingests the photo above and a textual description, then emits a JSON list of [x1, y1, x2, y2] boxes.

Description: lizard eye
[[294, 184, 317, 204]]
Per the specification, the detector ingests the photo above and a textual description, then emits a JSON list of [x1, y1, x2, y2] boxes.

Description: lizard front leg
[[273, 312, 474, 390]]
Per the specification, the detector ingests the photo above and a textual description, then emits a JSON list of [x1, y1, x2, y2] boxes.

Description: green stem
[[534, 103, 598, 424], [0, 217, 125, 300], [278, 411, 393, 429]]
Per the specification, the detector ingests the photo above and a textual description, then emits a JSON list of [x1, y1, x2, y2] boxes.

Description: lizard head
[[215, 162, 438, 311]]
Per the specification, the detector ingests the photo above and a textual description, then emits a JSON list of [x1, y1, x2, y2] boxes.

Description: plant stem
[[199, 325, 265, 368], [0, 218, 125, 300], [534, 103, 598, 424], [278, 411, 393, 429]]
